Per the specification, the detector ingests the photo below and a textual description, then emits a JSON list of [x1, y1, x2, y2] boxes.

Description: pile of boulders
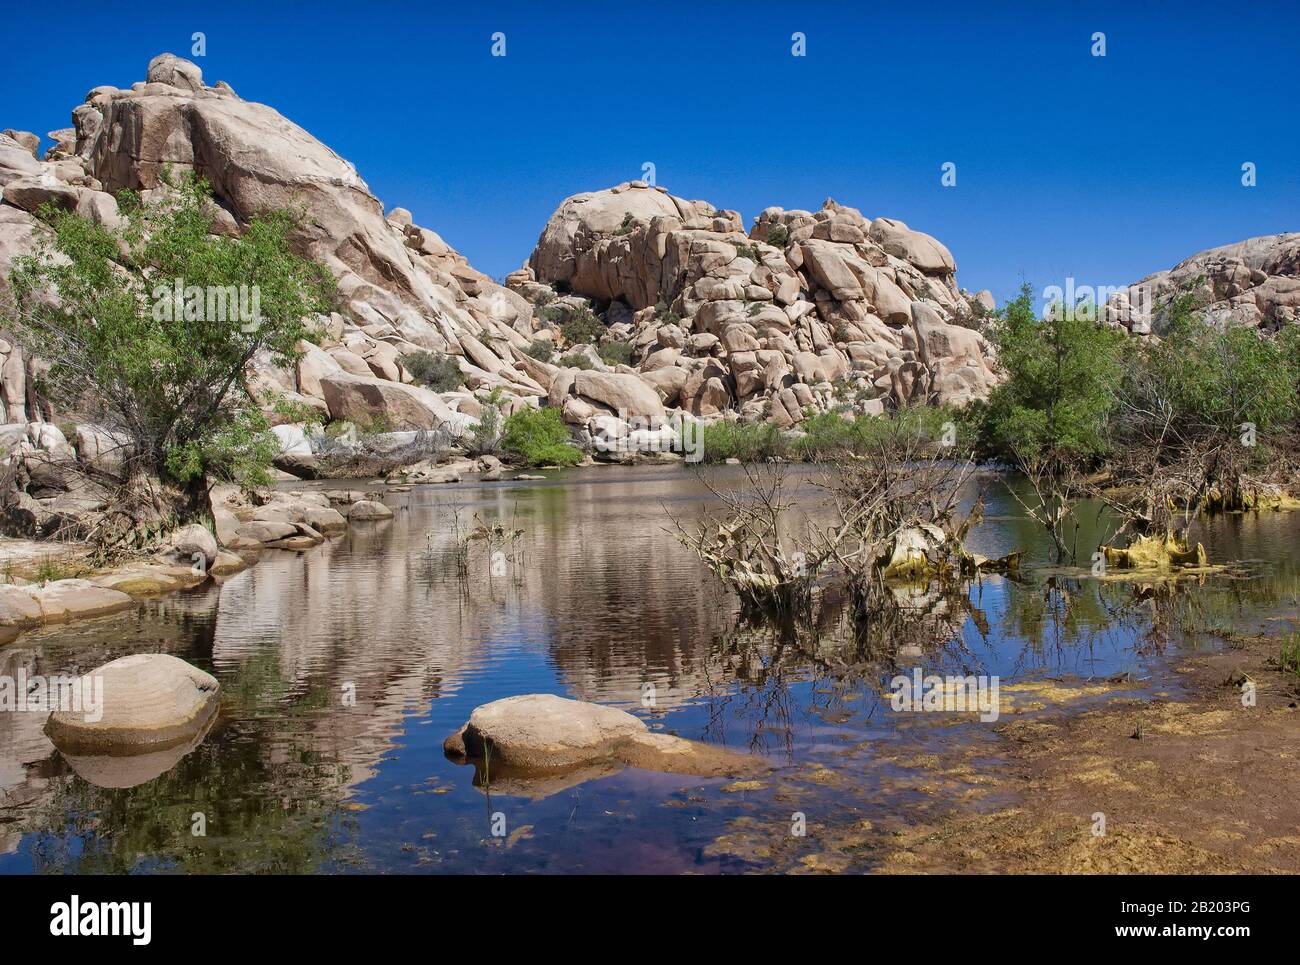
[[0, 53, 1003, 469]]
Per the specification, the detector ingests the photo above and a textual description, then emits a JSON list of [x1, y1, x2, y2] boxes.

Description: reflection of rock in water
[[58, 715, 216, 789]]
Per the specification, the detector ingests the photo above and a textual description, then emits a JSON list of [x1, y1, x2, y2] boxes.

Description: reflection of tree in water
[[699, 581, 975, 760], [24, 643, 357, 874]]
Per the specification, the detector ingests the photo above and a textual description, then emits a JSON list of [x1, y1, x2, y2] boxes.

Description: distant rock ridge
[[0, 53, 1018, 450], [1104, 233, 1300, 335]]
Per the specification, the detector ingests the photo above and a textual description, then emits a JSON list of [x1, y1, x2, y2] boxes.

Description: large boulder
[[319, 372, 470, 432], [570, 371, 666, 419], [443, 693, 764, 780], [45, 653, 220, 754]]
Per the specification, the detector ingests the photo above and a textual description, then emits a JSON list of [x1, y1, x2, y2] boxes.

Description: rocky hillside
[[1105, 233, 1300, 335], [3, 53, 996, 456]]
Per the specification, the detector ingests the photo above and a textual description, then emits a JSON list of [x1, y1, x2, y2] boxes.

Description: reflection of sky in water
[[1, 465, 1298, 873]]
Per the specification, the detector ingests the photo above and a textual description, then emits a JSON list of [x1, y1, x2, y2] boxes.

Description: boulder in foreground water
[[45, 653, 220, 755], [443, 694, 763, 781], [348, 499, 393, 520]]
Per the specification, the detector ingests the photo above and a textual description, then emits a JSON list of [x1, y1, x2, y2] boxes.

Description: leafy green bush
[[558, 352, 594, 370], [699, 421, 787, 463], [524, 338, 555, 363], [597, 341, 633, 366], [1117, 295, 1298, 447], [766, 224, 789, 247], [501, 407, 582, 467], [401, 350, 464, 392], [560, 306, 605, 346], [7, 172, 335, 491]]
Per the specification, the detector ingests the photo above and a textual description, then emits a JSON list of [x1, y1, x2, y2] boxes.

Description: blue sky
[[2, 1, 1296, 306]]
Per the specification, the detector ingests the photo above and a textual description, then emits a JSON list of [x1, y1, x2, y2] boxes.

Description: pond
[[1, 464, 1298, 873]]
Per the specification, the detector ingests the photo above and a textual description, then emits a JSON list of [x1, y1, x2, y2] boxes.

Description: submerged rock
[[45, 653, 220, 755], [443, 693, 764, 788]]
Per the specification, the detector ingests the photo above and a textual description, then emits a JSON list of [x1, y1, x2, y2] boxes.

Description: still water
[[1, 465, 1297, 873]]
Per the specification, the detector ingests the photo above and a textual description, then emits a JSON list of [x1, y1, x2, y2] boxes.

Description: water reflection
[[0, 465, 1297, 873]]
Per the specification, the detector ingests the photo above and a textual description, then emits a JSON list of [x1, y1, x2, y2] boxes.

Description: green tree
[[7, 173, 335, 498], [980, 282, 1126, 470]]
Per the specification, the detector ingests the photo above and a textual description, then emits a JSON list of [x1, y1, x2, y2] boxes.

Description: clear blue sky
[[2, 1, 1296, 306]]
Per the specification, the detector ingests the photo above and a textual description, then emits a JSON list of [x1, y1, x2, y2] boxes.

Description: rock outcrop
[[1106, 233, 1300, 335], [2, 54, 1001, 462], [519, 182, 1001, 426]]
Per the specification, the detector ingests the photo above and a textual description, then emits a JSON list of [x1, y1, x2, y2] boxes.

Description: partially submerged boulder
[[44, 653, 220, 754], [443, 693, 764, 787], [348, 499, 393, 521]]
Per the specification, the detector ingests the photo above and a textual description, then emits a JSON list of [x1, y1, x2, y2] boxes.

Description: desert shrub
[[501, 407, 582, 467], [597, 341, 633, 366], [465, 389, 504, 457], [653, 301, 681, 324], [766, 224, 789, 247], [524, 338, 555, 363], [560, 306, 605, 346], [558, 352, 594, 370], [699, 421, 787, 463], [401, 350, 464, 392]]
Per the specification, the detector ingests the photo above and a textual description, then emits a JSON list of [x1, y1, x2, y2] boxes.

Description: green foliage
[[524, 338, 555, 363], [560, 306, 605, 346], [978, 282, 1126, 469], [734, 243, 759, 261], [558, 351, 594, 370], [1282, 632, 1300, 680], [614, 212, 636, 235], [1118, 301, 1299, 446], [597, 340, 633, 367], [401, 350, 464, 392], [653, 300, 681, 324], [501, 407, 582, 467], [466, 389, 504, 456], [699, 421, 787, 463], [766, 224, 789, 247], [6, 172, 335, 488]]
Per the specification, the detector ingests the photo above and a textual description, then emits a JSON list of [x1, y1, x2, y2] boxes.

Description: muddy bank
[[722, 626, 1300, 874]]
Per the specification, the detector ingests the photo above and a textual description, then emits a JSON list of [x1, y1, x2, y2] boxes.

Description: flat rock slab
[[0, 579, 135, 626], [444, 693, 765, 783], [45, 653, 221, 755]]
